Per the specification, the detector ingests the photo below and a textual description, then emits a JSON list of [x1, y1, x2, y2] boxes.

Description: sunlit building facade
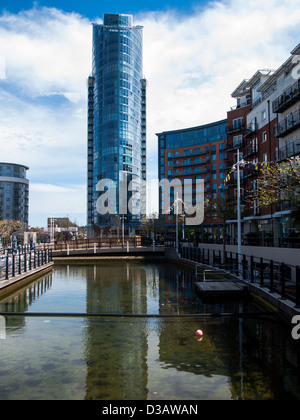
[[157, 119, 228, 239]]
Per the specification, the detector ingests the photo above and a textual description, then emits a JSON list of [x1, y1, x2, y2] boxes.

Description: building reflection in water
[[0, 262, 299, 400]]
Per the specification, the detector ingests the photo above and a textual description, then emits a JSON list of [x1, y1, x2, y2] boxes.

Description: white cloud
[[0, 1, 300, 224], [140, 0, 300, 147], [30, 183, 76, 193], [29, 182, 86, 227]]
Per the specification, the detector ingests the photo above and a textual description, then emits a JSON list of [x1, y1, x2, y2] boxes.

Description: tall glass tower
[[87, 13, 146, 235]]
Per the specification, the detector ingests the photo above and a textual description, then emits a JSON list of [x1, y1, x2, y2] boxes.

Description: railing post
[[280, 262, 286, 300], [250, 255, 254, 283], [12, 254, 15, 277], [242, 254, 247, 280], [5, 255, 9, 280], [260, 257, 264, 287], [24, 252, 27, 273], [295, 266, 300, 308], [269, 260, 274, 293], [18, 251, 21, 275]]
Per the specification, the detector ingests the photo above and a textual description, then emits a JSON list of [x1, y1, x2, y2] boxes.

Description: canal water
[[0, 261, 299, 400]]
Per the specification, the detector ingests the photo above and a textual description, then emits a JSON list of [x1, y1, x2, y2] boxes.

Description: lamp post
[[231, 149, 245, 272], [237, 149, 242, 258], [175, 191, 179, 253], [120, 215, 127, 247]]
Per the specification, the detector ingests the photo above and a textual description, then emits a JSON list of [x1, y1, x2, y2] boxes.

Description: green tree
[[248, 158, 300, 225]]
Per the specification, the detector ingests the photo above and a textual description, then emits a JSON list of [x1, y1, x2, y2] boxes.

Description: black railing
[[195, 236, 300, 249], [274, 109, 300, 138], [167, 242, 300, 308], [272, 79, 300, 113], [0, 249, 52, 282]]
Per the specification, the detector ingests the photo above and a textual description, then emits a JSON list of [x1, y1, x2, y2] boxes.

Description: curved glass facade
[[88, 14, 146, 231], [0, 162, 29, 225]]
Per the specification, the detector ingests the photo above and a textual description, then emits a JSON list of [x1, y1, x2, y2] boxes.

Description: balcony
[[244, 166, 259, 179], [227, 123, 245, 134], [274, 109, 300, 138], [173, 149, 207, 159], [226, 139, 244, 151], [243, 122, 258, 138], [275, 137, 300, 161], [272, 80, 300, 113], [244, 143, 259, 158], [173, 157, 209, 167]]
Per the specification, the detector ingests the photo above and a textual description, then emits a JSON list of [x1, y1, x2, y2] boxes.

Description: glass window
[[233, 118, 242, 130]]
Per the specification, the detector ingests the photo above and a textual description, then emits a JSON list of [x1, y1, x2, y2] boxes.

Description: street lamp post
[[120, 215, 126, 247], [231, 150, 244, 274], [237, 149, 242, 259], [176, 191, 179, 253]]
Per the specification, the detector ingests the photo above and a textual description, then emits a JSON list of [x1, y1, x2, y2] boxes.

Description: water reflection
[[0, 262, 299, 400]]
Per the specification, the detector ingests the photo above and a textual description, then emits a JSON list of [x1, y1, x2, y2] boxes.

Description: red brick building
[[226, 43, 300, 245], [157, 119, 227, 240]]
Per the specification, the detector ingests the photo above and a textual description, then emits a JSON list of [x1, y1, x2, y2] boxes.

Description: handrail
[[167, 241, 300, 308], [0, 249, 52, 282]]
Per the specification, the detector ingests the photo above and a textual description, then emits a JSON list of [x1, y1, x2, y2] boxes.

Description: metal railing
[[0, 249, 52, 282], [274, 109, 300, 138], [167, 242, 300, 308], [50, 237, 154, 251]]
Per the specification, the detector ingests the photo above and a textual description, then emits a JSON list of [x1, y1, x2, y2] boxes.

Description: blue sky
[[2, 0, 207, 19], [0, 0, 299, 227]]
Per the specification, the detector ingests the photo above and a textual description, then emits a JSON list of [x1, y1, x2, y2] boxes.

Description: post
[[260, 257, 264, 287], [295, 266, 300, 308], [94, 243, 96, 254], [242, 254, 246, 280], [67, 243, 69, 256], [280, 262, 286, 300], [127, 241, 129, 253], [237, 149, 242, 269], [269, 260, 274, 293], [12, 254, 15, 277], [5, 255, 8, 280], [250, 255, 254, 283], [176, 191, 179, 253]]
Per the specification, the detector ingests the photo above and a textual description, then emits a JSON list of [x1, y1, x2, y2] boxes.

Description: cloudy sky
[[0, 0, 299, 227]]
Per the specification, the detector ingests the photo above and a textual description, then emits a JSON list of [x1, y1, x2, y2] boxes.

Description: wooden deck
[[195, 280, 247, 296]]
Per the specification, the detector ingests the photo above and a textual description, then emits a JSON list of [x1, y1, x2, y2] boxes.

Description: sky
[[0, 0, 299, 228]]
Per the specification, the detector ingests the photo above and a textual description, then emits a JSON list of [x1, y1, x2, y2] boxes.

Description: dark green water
[[0, 261, 299, 400]]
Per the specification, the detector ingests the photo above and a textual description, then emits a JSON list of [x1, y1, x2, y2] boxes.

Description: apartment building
[[87, 14, 146, 235], [226, 43, 300, 245], [157, 119, 227, 239], [0, 162, 29, 226]]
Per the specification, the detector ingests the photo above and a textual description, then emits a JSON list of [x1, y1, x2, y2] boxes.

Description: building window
[[262, 132, 267, 143], [211, 164, 217, 180], [233, 135, 243, 149], [233, 118, 242, 130]]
